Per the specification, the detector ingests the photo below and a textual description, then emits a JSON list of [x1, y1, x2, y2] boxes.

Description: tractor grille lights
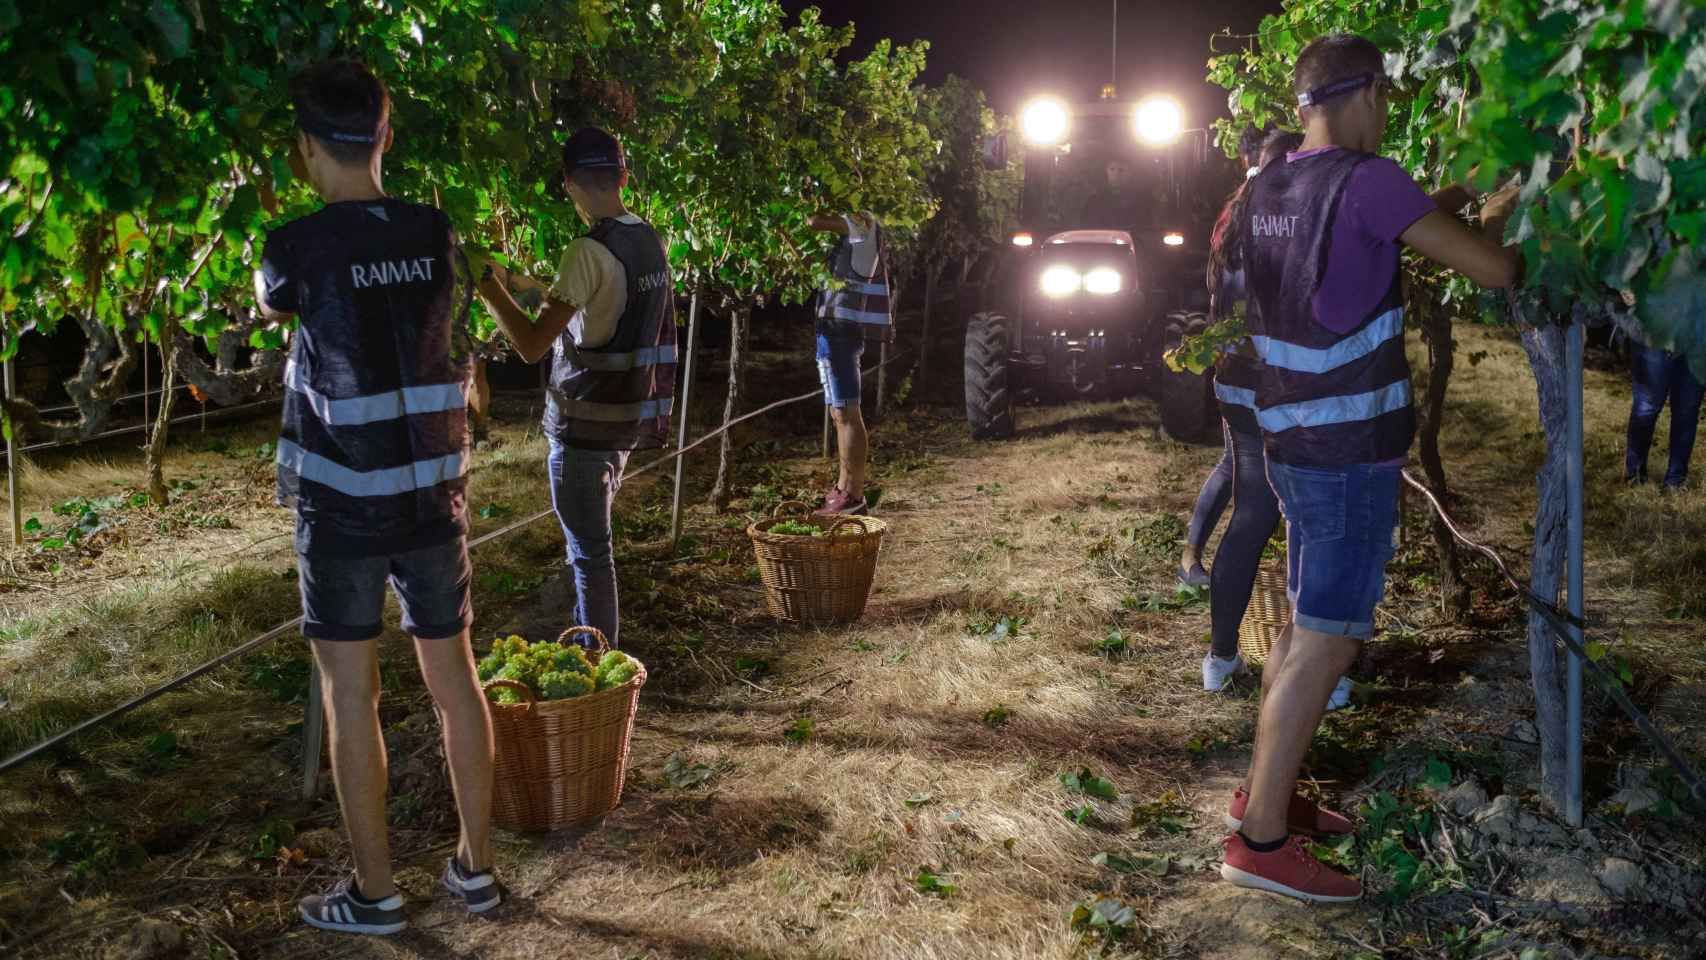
[[1021, 97, 1069, 146], [1084, 267, 1123, 294], [1162, 232, 1185, 247], [1039, 266, 1123, 297]]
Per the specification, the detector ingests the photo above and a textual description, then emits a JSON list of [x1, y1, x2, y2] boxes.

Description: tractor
[[964, 88, 1233, 441]]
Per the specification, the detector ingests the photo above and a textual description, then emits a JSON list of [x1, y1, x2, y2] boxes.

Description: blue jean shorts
[[1266, 461, 1401, 641], [816, 333, 865, 408], [297, 536, 473, 641]]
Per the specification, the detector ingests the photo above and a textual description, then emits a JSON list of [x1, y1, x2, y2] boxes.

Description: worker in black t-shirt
[[253, 60, 499, 935]]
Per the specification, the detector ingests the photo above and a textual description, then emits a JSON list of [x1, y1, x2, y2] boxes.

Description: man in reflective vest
[[1218, 34, 1521, 903], [256, 59, 499, 935], [809, 212, 892, 517], [475, 127, 675, 648]]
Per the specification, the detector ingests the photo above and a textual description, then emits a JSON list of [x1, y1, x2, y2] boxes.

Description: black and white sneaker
[[441, 856, 502, 914], [298, 875, 406, 935]]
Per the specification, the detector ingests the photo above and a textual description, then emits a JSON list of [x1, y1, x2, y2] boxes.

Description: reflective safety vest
[[544, 216, 676, 451], [1241, 150, 1414, 466], [815, 216, 893, 341], [272, 199, 473, 555]]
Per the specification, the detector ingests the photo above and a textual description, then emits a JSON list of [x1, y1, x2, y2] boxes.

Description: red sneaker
[[1220, 833, 1362, 903], [1225, 785, 1353, 836], [811, 487, 868, 518]]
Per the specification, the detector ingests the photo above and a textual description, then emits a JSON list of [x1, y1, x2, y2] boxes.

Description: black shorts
[[297, 537, 473, 642]]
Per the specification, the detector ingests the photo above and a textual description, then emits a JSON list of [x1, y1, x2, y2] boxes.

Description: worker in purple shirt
[[1216, 33, 1522, 904]]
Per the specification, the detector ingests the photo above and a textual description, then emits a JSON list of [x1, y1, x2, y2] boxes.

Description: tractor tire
[[964, 312, 1015, 440], [1159, 311, 1216, 443]]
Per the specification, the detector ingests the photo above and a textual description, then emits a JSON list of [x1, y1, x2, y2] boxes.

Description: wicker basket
[[747, 501, 888, 624], [484, 626, 646, 832], [1237, 563, 1290, 665]]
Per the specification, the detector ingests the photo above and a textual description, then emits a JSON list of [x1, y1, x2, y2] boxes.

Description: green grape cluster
[[479, 635, 641, 703], [769, 520, 825, 537]]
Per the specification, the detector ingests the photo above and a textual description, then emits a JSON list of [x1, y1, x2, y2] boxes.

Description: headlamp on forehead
[[1297, 72, 1390, 108]]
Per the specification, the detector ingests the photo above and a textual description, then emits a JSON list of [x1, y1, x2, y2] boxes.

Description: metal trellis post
[[1564, 320, 1585, 827], [5, 357, 19, 546], [669, 293, 701, 551]]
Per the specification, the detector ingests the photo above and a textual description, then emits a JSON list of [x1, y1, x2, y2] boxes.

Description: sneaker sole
[[298, 907, 407, 935], [1219, 864, 1360, 903], [1222, 814, 1354, 837]]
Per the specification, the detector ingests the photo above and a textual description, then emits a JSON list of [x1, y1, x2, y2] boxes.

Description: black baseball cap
[[562, 127, 625, 175]]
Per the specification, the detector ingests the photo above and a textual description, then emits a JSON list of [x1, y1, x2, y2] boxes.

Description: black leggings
[[1210, 420, 1282, 658]]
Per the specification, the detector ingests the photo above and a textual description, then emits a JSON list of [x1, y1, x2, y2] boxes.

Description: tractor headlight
[[1039, 265, 1082, 297], [1134, 95, 1184, 146], [1021, 97, 1070, 146], [1085, 267, 1123, 295]]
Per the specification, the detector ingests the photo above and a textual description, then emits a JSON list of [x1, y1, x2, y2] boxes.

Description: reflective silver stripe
[[553, 395, 674, 422], [831, 306, 892, 325], [567, 344, 678, 372], [840, 279, 887, 296], [1256, 379, 1412, 433], [285, 360, 467, 427], [1250, 307, 1404, 374], [275, 438, 468, 497], [1214, 382, 1258, 410]]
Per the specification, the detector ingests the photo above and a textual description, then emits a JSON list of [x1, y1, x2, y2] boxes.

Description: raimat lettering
[[351, 257, 436, 289], [1251, 214, 1301, 239]]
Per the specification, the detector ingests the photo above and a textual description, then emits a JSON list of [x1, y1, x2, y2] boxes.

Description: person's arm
[[1399, 184, 1522, 289], [475, 265, 576, 364], [254, 232, 298, 323], [808, 214, 849, 235], [1429, 184, 1475, 214]]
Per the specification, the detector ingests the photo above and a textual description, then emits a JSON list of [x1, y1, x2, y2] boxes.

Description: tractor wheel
[[1159, 311, 1216, 443], [964, 312, 1015, 440]]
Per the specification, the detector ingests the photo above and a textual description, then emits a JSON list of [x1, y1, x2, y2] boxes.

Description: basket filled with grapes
[[477, 626, 646, 831], [746, 501, 888, 624]]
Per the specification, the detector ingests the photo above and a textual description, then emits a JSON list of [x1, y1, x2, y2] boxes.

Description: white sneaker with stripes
[[298, 875, 406, 935], [441, 856, 502, 913]]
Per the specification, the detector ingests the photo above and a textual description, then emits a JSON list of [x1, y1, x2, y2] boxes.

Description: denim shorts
[[816, 333, 865, 408], [297, 536, 473, 641], [1266, 461, 1401, 641]]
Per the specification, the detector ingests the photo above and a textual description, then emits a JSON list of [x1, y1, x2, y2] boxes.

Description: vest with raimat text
[[545, 216, 677, 451], [1240, 149, 1414, 467]]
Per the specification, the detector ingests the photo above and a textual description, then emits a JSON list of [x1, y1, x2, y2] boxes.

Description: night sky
[[782, 0, 1284, 128]]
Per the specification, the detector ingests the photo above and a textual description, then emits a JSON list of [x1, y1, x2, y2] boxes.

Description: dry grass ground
[[1, 323, 1703, 960]]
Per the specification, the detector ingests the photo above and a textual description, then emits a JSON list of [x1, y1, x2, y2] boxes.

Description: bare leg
[[830, 404, 869, 496], [311, 638, 396, 899], [414, 629, 494, 873], [1239, 623, 1360, 843]]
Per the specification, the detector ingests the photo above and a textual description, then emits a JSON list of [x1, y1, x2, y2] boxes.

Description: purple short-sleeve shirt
[[1288, 146, 1436, 334]]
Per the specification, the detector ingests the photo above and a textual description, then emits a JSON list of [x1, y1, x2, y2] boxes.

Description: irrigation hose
[[0, 347, 911, 776], [1400, 468, 1705, 802]]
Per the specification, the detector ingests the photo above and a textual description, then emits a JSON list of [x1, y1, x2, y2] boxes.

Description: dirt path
[[4, 327, 1703, 960]]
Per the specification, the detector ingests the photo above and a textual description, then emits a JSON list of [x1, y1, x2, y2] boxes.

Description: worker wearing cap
[[474, 127, 676, 648]]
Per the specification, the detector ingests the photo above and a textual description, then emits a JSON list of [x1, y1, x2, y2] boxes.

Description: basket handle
[[558, 625, 610, 657], [482, 678, 537, 707], [825, 516, 865, 536], [772, 499, 813, 518]]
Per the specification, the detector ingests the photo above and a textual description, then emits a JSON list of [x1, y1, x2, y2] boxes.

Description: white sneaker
[[1202, 652, 1246, 692], [1326, 676, 1354, 711]]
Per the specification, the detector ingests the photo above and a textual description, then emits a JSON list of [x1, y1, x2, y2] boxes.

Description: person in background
[[1220, 34, 1521, 903], [1624, 332, 1704, 491], [474, 127, 676, 648], [1194, 129, 1302, 695], [1082, 158, 1149, 233], [808, 211, 893, 517], [256, 59, 498, 935], [1177, 125, 1288, 589]]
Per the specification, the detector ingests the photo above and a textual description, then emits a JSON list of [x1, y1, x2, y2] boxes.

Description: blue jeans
[[1209, 423, 1282, 658], [1626, 342, 1705, 488], [1186, 429, 1235, 555], [1266, 460, 1400, 641], [816, 333, 865, 408], [546, 440, 630, 647]]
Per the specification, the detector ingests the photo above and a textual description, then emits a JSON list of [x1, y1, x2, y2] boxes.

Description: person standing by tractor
[[808, 211, 894, 517], [1218, 34, 1521, 903], [255, 60, 500, 934], [474, 127, 676, 649]]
